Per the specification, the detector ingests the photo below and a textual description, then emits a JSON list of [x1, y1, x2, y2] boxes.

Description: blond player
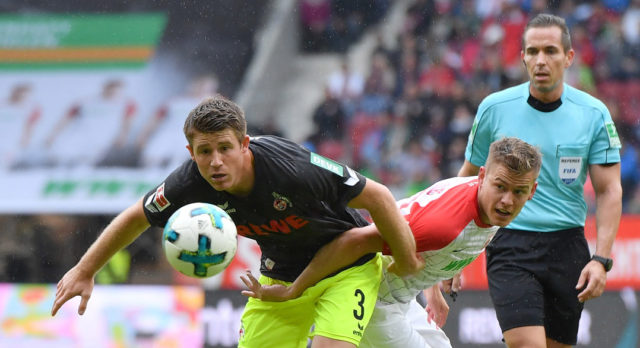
[[242, 137, 541, 347]]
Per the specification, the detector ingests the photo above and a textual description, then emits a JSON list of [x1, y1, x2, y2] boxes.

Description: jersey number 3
[[353, 289, 365, 320]]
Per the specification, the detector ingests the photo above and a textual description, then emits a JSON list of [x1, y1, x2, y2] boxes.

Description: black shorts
[[486, 227, 590, 345]]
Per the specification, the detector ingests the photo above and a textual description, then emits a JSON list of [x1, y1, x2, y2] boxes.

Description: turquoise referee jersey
[[465, 82, 621, 232]]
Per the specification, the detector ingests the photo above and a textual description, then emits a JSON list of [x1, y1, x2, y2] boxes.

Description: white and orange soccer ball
[[163, 202, 238, 278]]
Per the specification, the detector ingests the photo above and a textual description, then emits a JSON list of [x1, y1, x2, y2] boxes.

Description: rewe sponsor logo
[[235, 215, 310, 237]]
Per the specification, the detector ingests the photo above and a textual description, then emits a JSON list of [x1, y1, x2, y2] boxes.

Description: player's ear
[[565, 48, 575, 68], [528, 182, 538, 200], [186, 144, 195, 160], [241, 135, 250, 151], [478, 166, 486, 181]]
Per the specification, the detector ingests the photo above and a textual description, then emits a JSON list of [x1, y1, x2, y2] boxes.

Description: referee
[[458, 13, 622, 348]]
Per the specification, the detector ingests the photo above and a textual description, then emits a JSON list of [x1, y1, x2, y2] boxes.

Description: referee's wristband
[[591, 255, 613, 272]]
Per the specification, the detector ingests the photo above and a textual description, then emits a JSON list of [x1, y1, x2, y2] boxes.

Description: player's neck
[[529, 84, 563, 106]]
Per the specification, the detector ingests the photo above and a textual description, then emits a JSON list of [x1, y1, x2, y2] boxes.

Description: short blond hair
[[486, 137, 542, 176]]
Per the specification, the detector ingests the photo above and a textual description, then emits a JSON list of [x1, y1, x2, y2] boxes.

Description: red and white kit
[[361, 176, 497, 348], [379, 175, 498, 304]]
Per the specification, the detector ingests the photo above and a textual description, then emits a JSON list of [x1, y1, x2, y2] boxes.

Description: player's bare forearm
[[77, 198, 150, 274], [457, 160, 480, 177], [576, 163, 621, 302], [292, 225, 382, 296], [425, 284, 449, 328], [591, 163, 622, 257], [350, 179, 423, 276], [241, 225, 383, 301]]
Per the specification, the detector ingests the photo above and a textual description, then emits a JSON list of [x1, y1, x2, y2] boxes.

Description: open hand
[[240, 270, 297, 302]]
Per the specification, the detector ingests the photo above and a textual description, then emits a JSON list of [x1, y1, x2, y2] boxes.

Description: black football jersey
[[143, 135, 371, 281]]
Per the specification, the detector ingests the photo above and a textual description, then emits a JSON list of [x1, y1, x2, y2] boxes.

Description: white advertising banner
[[0, 167, 170, 214]]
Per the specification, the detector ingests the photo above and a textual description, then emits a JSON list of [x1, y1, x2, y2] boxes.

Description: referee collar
[[527, 94, 562, 112]]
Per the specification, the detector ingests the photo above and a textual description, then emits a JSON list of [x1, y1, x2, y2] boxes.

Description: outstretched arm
[[241, 224, 383, 301], [51, 197, 150, 316]]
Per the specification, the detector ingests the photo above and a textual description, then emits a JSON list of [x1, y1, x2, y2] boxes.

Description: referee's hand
[[576, 260, 607, 302]]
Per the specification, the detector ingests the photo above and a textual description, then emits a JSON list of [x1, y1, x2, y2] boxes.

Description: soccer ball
[[162, 202, 238, 278]]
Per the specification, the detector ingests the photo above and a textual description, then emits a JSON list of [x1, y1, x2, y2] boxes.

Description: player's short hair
[[486, 137, 542, 176], [183, 95, 247, 145], [522, 13, 572, 53]]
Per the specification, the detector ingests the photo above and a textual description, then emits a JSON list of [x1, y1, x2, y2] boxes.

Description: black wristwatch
[[591, 255, 613, 272]]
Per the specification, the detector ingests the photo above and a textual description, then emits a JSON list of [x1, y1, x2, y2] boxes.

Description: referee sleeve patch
[[469, 118, 478, 143], [605, 122, 621, 148], [310, 152, 344, 176]]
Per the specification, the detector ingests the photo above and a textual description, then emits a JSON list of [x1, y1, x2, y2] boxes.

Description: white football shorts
[[359, 299, 452, 348]]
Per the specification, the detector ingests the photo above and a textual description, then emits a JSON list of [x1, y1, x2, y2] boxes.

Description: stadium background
[[0, 0, 639, 347]]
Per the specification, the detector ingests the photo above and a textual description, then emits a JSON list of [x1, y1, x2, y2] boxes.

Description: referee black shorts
[[486, 227, 590, 345]]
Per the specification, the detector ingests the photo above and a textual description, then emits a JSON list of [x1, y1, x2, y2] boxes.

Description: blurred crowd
[[2, 0, 640, 284], [0, 75, 220, 171], [302, 0, 640, 213], [300, 0, 391, 52]]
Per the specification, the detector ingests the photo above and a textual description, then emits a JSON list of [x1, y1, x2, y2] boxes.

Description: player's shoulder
[[143, 160, 212, 218], [250, 135, 357, 182], [399, 176, 479, 222], [563, 84, 609, 114], [249, 135, 311, 180], [478, 83, 528, 112], [250, 135, 307, 158], [413, 176, 478, 201], [430, 176, 478, 192]]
